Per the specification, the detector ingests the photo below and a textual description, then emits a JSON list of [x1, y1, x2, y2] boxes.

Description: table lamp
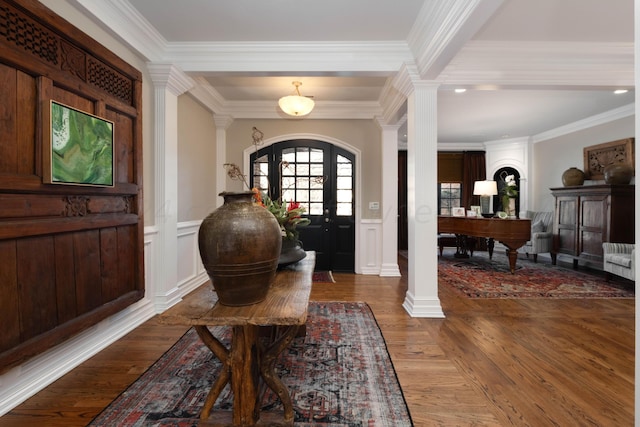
[[473, 180, 498, 218]]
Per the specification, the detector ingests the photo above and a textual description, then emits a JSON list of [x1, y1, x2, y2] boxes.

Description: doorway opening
[[250, 139, 356, 272]]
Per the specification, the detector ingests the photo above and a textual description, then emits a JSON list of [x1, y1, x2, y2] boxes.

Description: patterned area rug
[[312, 270, 335, 283], [89, 302, 412, 426], [439, 251, 634, 298]]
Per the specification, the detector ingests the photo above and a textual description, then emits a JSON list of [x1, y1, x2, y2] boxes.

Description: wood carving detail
[[123, 196, 133, 213], [0, 4, 58, 64], [60, 39, 85, 80], [64, 195, 89, 217], [583, 138, 635, 180], [87, 57, 133, 104], [0, 3, 134, 105]]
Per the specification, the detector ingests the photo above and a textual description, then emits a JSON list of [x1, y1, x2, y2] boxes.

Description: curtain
[[462, 151, 486, 209]]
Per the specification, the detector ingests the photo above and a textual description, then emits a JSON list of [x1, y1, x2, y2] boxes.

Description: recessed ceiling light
[[614, 89, 628, 94], [454, 88, 466, 93]]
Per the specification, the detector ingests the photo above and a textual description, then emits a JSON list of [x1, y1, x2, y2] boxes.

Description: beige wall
[[532, 116, 635, 212], [224, 119, 383, 219], [177, 95, 218, 221]]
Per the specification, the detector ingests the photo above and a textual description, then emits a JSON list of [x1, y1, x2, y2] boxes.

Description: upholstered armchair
[[603, 243, 635, 281], [521, 211, 554, 262]]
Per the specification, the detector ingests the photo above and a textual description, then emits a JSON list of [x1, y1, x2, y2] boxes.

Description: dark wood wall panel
[[17, 236, 57, 340], [17, 70, 36, 175], [100, 227, 120, 302], [0, 63, 18, 172], [74, 230, 102, 315], [112, 111, 135, 183], [0, 240, 19, 350], [117, 225, 137, 295], [54, 233, 77, 323], [0, 0, 144, 373]]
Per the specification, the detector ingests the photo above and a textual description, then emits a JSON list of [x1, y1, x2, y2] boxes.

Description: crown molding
[[221, 100, 382, 120], [71, 0, 167, 61], [187, 77, 226, 114], [407, 0, 504, 79], [164, 41, 412, 73], [187, 77, 383, 119], [532, 103, 635, 143], [379, 75, 408, 125], [439, 41, 634, 87]]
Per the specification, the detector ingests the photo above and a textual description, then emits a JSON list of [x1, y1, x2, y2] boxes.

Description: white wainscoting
[[176, 220, 208, 296], [359, 219, 382, 274]]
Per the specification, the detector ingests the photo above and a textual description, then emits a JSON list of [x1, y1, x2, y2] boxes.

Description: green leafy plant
[[254, 191, 310, 240]]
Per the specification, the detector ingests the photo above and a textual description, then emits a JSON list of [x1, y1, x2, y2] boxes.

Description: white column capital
[[213, 114, 234, 130], [374, 115, 402, 131], [147, 63, 194, 96]]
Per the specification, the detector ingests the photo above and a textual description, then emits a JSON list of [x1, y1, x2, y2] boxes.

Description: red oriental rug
[[312, 270, 335, 283], [89, 302, 412, 426], [438, 251, 634, 299]]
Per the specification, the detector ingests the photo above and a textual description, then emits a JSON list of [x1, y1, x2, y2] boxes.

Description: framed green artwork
[[45, 101, 114, 187]]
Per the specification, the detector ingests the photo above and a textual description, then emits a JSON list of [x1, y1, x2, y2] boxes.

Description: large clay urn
[[561, 167, 585, 186], [198, 191, 282, 306], [603, 163, 633, 185]]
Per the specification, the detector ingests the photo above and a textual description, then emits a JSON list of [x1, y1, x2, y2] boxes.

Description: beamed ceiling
[[71, 0, 634, 144]]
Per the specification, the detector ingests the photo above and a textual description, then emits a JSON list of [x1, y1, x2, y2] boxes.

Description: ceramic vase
[[198, 191, 282, 306], [278, 239, 307, 268], [508, 198, 516, 218], [561, 167, 585, 186], [603, 163, 633, 185]]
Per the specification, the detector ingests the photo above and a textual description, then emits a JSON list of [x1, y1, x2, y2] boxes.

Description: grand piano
[[438, 216, 531, 273]]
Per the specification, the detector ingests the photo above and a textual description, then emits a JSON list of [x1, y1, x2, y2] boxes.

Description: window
[[439, 182, 462, 215], [335, 154, 353, 216], [281, 147, 324, 215]]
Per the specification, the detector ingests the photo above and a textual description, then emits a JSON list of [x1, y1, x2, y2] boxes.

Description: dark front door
[[251, 140, 355, 272]]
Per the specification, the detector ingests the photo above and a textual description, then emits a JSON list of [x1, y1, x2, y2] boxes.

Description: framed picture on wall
[[43, 101, 115, 187], [583, 138, 635, 180]]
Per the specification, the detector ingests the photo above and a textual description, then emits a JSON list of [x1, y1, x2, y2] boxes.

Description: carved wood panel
[[0, 0, 144, 373]]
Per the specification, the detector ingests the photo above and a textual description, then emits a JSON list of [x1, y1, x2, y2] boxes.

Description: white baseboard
[[0, 299, 156, 416]]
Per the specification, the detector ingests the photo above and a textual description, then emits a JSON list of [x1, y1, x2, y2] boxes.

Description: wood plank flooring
[[0, 252, 634, 426]]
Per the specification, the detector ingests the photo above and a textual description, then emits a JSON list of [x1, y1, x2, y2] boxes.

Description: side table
[[158, 252, 315, 426]]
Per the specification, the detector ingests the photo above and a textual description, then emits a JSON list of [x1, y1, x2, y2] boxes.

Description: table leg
[[195, 325, 261, 425], [506, 248, 518, 274], [258, 325, 300, 424], [229, 325, 261, 425], [194, 326, 231, 420], [194, 324, 296, 426]]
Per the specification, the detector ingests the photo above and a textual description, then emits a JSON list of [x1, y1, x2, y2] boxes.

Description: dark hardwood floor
[[0, 252, 634, 426]]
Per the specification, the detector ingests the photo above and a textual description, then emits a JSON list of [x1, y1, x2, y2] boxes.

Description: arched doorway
[[250, 139, 356, 272]]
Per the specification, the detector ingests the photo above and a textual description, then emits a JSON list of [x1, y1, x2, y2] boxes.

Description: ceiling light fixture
[[278, 81, 315, 117], [614, 89, 629, 94], [454, 88, 467, 93]]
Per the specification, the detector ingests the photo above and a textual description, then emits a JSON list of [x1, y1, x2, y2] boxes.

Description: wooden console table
[[438, 216, 531, 273], [158, 252, 315, 426]]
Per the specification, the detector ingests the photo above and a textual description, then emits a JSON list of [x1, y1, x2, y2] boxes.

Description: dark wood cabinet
[[551, 185, 635, 269]]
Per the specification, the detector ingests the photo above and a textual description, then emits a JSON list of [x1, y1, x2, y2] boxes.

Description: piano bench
[[438, 234, 477, 256]]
